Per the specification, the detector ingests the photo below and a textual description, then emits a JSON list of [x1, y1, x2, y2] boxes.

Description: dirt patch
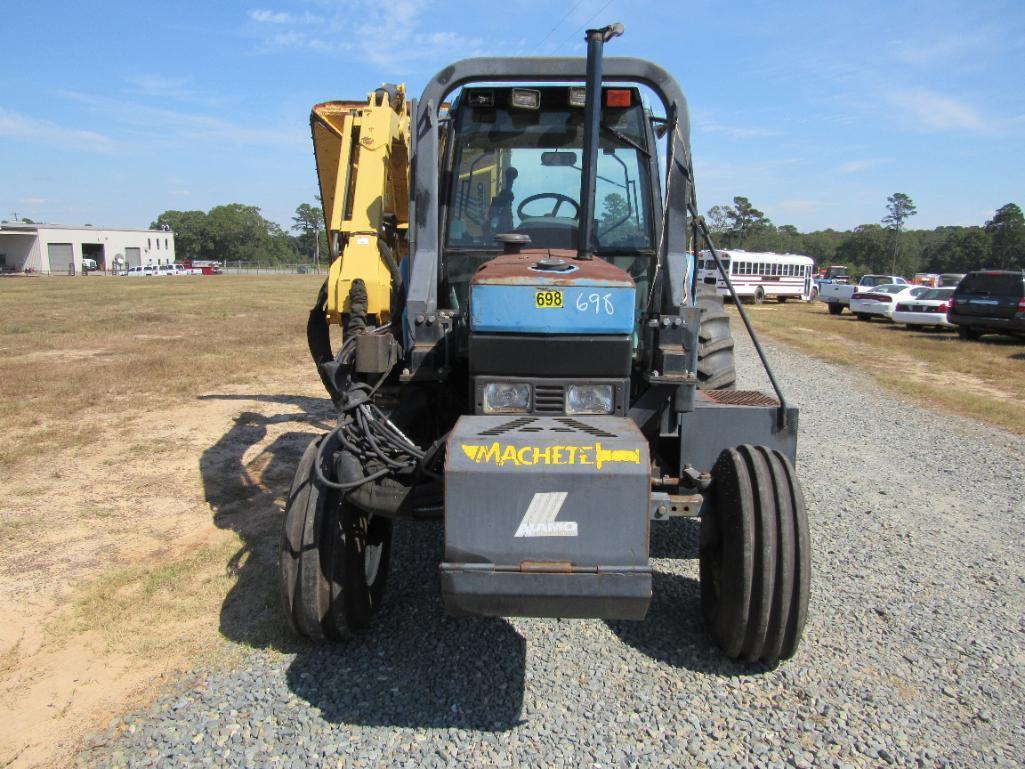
[[0, 370, 331, 768]]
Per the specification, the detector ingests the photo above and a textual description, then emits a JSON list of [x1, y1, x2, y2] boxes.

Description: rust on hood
[[471, 249, 634, 287]]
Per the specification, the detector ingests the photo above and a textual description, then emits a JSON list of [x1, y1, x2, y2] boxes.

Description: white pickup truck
[[817, 274, 908, 315]]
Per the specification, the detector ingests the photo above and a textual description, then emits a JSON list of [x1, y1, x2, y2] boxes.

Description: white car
[[850, 284, 929, 321], [892, 287, 956, 329], [123, 265, 160, 277]]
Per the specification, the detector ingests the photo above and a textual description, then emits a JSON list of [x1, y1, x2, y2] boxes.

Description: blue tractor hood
[[469, 250, 636, 335]]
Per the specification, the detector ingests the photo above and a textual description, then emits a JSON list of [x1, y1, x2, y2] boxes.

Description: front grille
[[534, 384, 565, 413]]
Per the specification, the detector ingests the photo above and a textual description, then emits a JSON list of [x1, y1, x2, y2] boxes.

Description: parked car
[[818, 274, 909, 315], [912, 272, 940, 287], [892, 287, 956, 329], [81, 257, 99, 273], [939, 273, 966, 288], [816, 265, 849, 286], [850, 284, 929, 321], [123, 265, 160, 277], [948, 270, 1025, 341]]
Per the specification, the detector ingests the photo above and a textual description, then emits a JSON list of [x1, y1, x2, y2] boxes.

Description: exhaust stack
[[577, 22, 624, 261]]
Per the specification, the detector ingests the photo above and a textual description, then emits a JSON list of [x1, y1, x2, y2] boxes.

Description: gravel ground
[[79, 332, 1025, 768]]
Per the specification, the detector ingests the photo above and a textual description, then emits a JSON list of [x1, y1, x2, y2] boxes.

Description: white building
[[0, 222, 176, 274]]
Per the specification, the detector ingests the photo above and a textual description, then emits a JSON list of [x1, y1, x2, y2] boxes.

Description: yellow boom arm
[[311, 85, 410, 326]]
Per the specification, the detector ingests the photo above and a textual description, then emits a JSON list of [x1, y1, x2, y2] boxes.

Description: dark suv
[[948, 270, 1025, 341]]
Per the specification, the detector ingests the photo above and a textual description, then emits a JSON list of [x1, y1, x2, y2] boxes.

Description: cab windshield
[[445, 88, 654, 253]]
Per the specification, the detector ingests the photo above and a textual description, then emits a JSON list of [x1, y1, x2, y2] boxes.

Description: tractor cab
[[440, 85, 659, 328]]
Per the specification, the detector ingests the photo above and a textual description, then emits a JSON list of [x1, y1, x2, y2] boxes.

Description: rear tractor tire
[[696, 289, 736, 390], [279, 437, 392, 641], [700, 445, 810, 665], [827, 303, 844, 316]]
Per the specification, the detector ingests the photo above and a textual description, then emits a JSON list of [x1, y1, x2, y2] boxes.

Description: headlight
[[566, 384, 614, 415], [483, 383, 530, 413]]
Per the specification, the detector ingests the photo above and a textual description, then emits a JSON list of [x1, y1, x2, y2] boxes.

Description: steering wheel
[[517, 193, 580, 221]]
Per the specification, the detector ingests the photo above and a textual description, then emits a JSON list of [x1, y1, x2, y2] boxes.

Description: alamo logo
[[460, 441, 640, 469]]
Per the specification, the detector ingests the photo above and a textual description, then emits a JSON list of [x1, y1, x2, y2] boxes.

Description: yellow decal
[[535, 290, 564, 308], [460, 441, 639, 469]]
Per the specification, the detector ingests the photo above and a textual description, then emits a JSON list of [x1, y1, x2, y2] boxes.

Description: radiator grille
[[534, 385, 565, 414]]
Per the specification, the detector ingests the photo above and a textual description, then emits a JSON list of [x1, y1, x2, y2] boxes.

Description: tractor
[[280, 25, 809, 664]]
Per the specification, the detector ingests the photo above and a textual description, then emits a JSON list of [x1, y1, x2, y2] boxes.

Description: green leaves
[[151, 204, 298, 264], [702, 194, 1023, 276]]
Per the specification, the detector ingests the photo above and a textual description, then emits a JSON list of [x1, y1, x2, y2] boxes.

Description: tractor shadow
[[197, 393, 526, 731], [607, 517, 774, 677]]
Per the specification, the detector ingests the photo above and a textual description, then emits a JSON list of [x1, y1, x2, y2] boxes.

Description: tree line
[[153, 195, 1025, 276], [705, 195, 1024, 277], [152, 203, 325, 264]]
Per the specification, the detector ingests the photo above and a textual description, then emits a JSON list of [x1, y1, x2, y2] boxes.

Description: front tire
[[700, 446, 810, 665], [697, 289, 736, 390], [279, 437, 335, 640], [957, 326, 982, 341], [279, 437, 392, 641], [752, 287, 765, 305], [827, 303, 844, 315]]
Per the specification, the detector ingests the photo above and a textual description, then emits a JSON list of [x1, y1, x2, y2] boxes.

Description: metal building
[[0, 222, 176, 274]]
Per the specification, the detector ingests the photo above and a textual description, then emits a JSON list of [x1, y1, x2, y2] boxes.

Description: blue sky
[[2, 0, 1023, 233]]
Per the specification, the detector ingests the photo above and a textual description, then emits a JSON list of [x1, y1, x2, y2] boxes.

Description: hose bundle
[[312, 280, 445, 491]]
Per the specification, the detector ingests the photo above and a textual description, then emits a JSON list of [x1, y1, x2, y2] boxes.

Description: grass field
[[735, 299, 1025, 435], [0, 275, 322, 468]]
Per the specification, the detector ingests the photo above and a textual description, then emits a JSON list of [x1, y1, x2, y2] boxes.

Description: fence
[[219, 262, 325, 275], [2, 262, 326, 277]]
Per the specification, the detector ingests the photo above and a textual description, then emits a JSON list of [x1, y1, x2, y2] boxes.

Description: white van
[[124, 265, 159, 277]]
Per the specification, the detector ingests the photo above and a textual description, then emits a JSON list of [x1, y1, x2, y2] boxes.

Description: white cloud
[[890, 32, 995, 65], [250, 9, 290, 23], [249, 1, 483, 73], [0, 108, 113, 152], [123, 74, 194, 100], [249, 9, 320, 24], [693, 111, 782, 140], [19, 197, 47, 205], [774, 199, 823, 212], [56, 90, 304, 149], [886, 90, 986, 133], [836, 157, 894, 174]]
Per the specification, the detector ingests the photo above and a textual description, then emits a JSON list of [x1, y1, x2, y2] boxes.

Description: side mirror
[[541, 151, 578, 167]]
